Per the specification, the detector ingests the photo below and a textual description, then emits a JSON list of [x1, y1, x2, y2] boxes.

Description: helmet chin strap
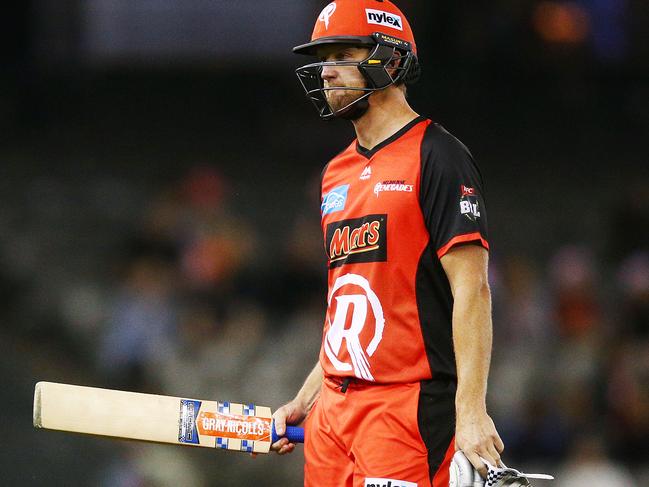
[[336, 96, 370, 121]]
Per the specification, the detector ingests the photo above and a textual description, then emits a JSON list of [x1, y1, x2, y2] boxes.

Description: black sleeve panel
[[319, 161, 331, 215], [419, 123, 489, 258]]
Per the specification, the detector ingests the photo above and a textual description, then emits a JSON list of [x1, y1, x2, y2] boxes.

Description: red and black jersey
[[319, 116, 489, 384]]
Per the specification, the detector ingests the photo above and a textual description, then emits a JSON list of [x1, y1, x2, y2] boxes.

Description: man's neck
[[352, 88, 420, 150]]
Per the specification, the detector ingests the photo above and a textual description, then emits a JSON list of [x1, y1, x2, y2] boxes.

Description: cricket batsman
[[272, 1, 505, 485]]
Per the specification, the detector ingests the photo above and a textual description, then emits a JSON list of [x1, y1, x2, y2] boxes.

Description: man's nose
[[321, 64, 338, 81]]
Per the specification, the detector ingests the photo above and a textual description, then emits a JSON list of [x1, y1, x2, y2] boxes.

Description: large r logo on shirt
[[324, 273, 385, 381]]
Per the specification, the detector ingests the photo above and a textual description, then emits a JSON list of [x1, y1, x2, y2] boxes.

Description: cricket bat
[[33, 381, 304, 454]]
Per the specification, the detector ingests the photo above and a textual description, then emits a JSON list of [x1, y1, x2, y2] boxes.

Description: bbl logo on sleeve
[[459, 184, 481, 221]]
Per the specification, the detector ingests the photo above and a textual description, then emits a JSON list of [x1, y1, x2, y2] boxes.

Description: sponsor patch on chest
[[325, 214, 387, 268], [321, 184, 350, 216]]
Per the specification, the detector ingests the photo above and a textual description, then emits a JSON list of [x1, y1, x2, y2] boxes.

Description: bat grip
[[271, 422, 305, 444]]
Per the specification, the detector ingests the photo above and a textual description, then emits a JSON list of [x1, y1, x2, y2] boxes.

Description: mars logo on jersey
[[459, 185, 481, 221], [326, 214, 387, 268], [365, 9, 403, 30], [324, 273, 385, 381]]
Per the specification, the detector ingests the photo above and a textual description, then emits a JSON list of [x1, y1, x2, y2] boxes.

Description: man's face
[[316, 45, 371, 113]]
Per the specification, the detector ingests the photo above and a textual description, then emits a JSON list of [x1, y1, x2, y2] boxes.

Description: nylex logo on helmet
[[365, 9, 403, 30], [326, 214, 387, 268]]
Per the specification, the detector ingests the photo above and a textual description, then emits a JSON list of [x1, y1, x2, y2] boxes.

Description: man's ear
[[385, 55, 402, 78]]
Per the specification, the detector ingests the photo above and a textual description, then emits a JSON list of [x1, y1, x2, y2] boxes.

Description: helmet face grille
[[295, 42, 419, 120], [296, 61, 373, 120]]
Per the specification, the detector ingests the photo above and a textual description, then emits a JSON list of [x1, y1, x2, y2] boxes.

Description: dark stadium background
[[2, 1, 647, 485]]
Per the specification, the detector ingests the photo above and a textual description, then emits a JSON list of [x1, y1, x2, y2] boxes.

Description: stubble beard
[[325, 82, 366, 113]]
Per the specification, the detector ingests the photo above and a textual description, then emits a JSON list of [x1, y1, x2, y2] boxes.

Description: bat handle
[[271, 422, 305, 444]]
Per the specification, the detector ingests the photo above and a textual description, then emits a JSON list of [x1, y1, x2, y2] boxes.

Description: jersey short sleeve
[[419, 123, 489, 259]]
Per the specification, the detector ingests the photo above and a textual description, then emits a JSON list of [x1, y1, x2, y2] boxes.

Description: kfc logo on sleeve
[[461, 184, 475, 196]]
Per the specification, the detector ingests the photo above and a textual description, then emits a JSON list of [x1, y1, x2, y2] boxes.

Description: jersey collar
[[356, 115, 426, 159]]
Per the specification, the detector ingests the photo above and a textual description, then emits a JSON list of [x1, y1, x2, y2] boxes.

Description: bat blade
[[33, 382, 278, 454]]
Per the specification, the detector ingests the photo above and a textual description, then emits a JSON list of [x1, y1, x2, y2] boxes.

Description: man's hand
[[270, 400, 309, 455], [455, 407, 504, 479], [268, 362, 322, 456]]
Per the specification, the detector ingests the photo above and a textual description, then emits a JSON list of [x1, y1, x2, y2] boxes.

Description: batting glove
[[449, 451, 554, 487]]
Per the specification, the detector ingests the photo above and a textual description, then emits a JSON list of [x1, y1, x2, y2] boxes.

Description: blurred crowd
[[2, 162, 645, 486], [489, 239, 649, 485]]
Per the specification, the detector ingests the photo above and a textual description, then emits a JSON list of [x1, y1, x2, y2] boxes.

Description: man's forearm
[[452, 281, 492, 414], [440, 246, 503, 471], [294, 362, 324, 414]]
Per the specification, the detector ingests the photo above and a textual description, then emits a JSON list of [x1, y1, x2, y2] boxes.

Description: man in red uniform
[[272, 1, 504, 486]]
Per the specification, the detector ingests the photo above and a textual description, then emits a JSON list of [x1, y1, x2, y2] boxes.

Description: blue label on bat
[[178, 399, 201, 444]]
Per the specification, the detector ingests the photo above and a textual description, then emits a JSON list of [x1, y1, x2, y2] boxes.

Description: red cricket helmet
[[294, 0, 417, 56], [293, 0, 420, 120]]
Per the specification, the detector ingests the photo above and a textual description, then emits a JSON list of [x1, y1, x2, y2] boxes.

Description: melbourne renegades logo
[[326, 214, 387, 268], [324, 273, 385, 381]]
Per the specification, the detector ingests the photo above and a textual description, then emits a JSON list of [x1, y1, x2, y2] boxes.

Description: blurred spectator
[[98, 445, 206, 487], [608, 182, 649, 263], [606, 340, 649, 465], [560, 434, 635, 486], [155, 299, 267, 401], [616, 251, 649, 339], [497, 255, 552, 347], [97, 255, 178, 390], [549, 245, 602, 339]]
